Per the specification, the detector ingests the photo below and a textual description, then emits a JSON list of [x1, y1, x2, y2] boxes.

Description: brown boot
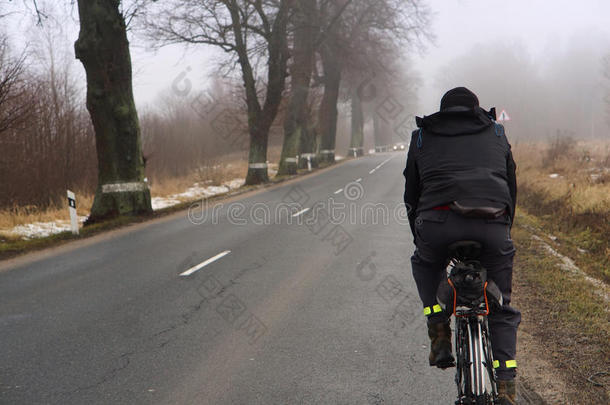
[[427, 320, 455, 368], [497, 379, 517, 405]]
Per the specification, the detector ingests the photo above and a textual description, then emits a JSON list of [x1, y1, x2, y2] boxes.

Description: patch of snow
[[224, 178, 245, 190], [532, 235, 610, 305], [549, 173, 560, 179], [151, 197, 181, 210], [8, 216, 87, 240], [586, 167, 610, 183], [174, 184, 229, 199], [577, 247, 587, 254], [336, 155, 346, 161], [586, 167, 610, 173], [533, 235, 578, 272], [152, 178, 244, 211]]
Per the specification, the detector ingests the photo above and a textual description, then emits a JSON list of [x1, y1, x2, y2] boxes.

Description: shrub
[[542, 133, 577, 168]]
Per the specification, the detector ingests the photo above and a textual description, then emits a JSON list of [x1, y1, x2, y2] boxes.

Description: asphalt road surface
[[0, 153, 458, 404]]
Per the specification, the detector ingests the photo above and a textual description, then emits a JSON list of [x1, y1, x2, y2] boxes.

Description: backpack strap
[[494, 122, 505, 137]]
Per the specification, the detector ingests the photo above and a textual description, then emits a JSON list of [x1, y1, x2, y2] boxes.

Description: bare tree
[[0, 13, 98, 209], [278, 0, 355, 171], [75, 0, 152, 222], [143, 0, 292, 185], [315, 0, 430, 163], [316, 0, 342, 164], [0, 35, 32, 134]]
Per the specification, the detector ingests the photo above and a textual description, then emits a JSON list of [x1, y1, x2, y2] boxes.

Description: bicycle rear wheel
[[454, 318, 470, 403], [455, 317, 497, 405]]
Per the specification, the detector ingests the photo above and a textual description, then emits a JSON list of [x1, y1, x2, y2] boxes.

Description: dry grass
[[513, 138, 610, 280], [0, 193, 94, 230], [513, 214, 610, 404], [512, 140, 610, 403], [513, 139, 610, 215]]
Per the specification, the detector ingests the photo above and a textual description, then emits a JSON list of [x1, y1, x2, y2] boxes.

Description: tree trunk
[[298, 125, 318, 170], [349, 89, 364, 157], [373, 112, 393, 152], [278, 0, 315, 176], [373, 112, 382, 152], [75, 0, 151, 223], [245, 121, 272, 184], [317, 45, 341, 165]]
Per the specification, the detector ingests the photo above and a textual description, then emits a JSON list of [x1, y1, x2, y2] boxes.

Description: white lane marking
[[179, 250, 231, 277], [356, 178, 362, 182], [377, 156, 394, 169], [292, 207, 310, 217], [371, 156, 396, 173], [334, 188, 343, 194]]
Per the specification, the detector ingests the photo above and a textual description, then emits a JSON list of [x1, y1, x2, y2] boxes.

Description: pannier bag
[[436, 260, 503, 316]]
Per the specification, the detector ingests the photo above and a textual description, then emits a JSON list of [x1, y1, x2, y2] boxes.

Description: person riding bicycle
[[403, 87, 521, 404]]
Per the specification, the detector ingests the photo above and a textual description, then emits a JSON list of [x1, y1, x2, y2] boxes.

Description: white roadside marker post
[[67, 190, 79, 235]]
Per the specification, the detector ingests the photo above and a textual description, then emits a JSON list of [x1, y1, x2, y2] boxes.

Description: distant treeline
[[434, 37, 610, 141]]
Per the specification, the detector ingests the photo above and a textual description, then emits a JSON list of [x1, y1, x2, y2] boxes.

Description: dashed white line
[[356, 178, 362, 182], [334, 188, 343, 194], [371, 156, 395, 173], [377, 156, 394, 169], [292, 207, 310, 217], [179, 250, 231, 277]]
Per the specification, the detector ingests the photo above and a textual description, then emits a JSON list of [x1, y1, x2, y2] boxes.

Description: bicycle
[[436, 240, 504, 405]]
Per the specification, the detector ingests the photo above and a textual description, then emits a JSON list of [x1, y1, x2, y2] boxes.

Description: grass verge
[[510, 139, 609, 403], [513, 209, 610, 404]]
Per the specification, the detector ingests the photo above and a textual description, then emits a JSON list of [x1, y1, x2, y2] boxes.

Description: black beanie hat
[[440, 87, 479, 110]]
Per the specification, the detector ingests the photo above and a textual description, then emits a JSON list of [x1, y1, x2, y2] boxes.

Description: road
[[0, 153, 457, 404]]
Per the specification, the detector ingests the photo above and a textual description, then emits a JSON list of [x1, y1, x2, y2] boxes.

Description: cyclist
[[403, 87, 521, 404]]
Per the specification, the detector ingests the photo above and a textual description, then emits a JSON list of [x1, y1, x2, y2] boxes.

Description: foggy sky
[[4, 0, 610, 126], [414, 0, 610, 113]]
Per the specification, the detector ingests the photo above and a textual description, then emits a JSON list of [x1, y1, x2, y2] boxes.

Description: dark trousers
[[411, 209, 521, 380]]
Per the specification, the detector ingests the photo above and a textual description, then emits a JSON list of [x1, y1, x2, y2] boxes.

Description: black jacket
[[403, 106, 517, 237]]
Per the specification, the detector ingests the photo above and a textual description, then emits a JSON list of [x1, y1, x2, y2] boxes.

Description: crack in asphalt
[[58, 350, 135, 402], [228, 259, 265, 285], [57, 259, 267, 402], [367, 392, 385, 404]]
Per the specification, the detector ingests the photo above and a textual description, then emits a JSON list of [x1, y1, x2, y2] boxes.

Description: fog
[[413, 0, 610, 140], [2, 0, 610, 143]]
